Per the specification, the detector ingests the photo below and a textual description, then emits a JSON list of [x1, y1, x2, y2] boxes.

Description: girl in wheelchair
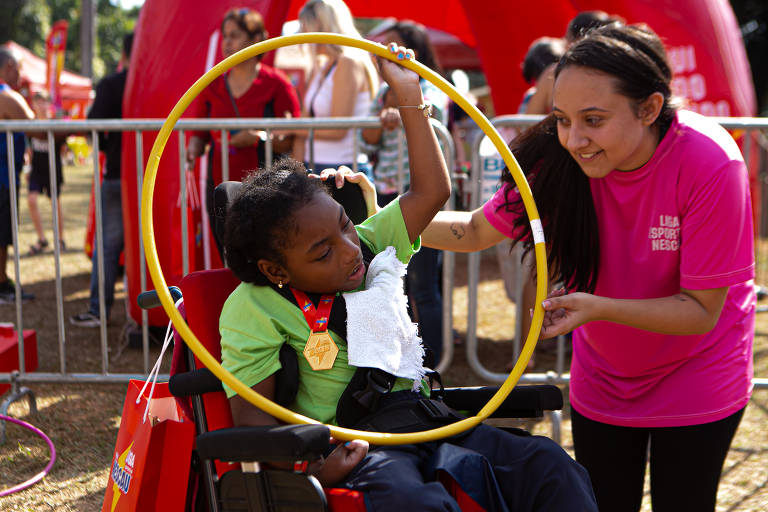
[[218, 44, 597, 511]]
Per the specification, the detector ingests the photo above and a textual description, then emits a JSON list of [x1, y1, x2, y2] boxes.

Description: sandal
[[28, 239, 49, 255], [59, 239, 67, 252]]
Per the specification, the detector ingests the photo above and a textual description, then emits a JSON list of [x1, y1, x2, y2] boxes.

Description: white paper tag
[[530, 219, 545, 244]]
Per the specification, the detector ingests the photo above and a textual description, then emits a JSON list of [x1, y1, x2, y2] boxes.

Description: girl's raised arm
[[378, 45, 450, 243]]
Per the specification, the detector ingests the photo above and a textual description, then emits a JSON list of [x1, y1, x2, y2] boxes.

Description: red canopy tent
[[122, 0, 756, 326], [363, 21, 481, 72], [3, 41, 92, 118], [279, 0, 756, 118]]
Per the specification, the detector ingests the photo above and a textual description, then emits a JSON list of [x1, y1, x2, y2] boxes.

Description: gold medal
[[303, 331, 338, 370]]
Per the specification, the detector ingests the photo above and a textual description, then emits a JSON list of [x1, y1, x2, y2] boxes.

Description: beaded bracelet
[[397, 103, 433, 118]]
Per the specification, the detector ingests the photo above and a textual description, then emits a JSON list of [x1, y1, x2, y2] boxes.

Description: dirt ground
[[0, 161, 766, 510]]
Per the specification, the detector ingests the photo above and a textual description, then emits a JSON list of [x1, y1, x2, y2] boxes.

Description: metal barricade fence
[[2, 114, 766, 443], [464, 114, 768, 396], [0, 117, 457, 407]]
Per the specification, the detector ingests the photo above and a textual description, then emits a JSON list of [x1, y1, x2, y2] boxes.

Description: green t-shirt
[[220, 198, 421, 425]]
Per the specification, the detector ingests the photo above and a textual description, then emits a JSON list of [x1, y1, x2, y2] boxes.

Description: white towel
[[344, 246, 426, 384]]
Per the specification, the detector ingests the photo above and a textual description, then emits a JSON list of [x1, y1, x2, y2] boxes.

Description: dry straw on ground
[[0, 161, 766, 511]]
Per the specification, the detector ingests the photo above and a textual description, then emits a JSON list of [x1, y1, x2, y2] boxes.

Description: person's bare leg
[[0, 246, 8, 282], [27, 191, 44, 243], [55, 196, 64, 247]]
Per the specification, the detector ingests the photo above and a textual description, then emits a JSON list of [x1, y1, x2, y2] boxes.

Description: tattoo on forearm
[[674, 294, 688, 302], [450, 223, 465, 240]]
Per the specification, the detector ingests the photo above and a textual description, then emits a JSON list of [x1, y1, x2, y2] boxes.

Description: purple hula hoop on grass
[[0, 413, 57, 497]]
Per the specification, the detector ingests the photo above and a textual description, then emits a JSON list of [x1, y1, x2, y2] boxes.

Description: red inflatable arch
[[123, 0, 756, 326]]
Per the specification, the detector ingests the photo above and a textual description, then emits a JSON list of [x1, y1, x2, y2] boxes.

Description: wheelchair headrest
[[325, 179, 368, 225], [214, 180, 243, 250]]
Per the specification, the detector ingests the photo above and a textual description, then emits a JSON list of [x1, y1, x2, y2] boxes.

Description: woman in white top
[[293, 0, 378, 173]]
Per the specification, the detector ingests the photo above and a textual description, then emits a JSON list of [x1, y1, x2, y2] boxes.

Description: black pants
[[571, 405, 744, 512]]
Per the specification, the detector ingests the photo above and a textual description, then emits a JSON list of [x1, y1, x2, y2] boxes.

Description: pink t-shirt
[[484, 110, 755, 427]]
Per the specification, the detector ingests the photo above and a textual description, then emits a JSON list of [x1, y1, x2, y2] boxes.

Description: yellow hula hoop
[[141, 33, 548, 445]]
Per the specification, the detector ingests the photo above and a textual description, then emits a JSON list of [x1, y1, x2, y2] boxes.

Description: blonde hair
[[299, 0, 360, 47], [298, 0, 377, 96]]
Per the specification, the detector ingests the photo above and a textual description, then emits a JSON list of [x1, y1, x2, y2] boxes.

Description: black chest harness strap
[[337, 367, 465, 434]]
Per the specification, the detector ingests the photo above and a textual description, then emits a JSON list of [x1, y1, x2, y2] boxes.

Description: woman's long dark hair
[[501, 24, 678, 293], [500, 115, 599, 292]]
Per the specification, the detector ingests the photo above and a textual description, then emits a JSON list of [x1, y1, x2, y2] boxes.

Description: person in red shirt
[[186, 8, 301, 253]]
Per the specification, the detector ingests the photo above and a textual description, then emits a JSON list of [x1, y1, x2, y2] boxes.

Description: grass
[[0, 159, 766, 511]]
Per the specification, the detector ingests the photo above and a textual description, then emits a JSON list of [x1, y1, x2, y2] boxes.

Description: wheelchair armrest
[[169, 368, 224, 397], [196, 424, 331, 463], [441, 384, 563, 419], [136, 286, 183, 310]]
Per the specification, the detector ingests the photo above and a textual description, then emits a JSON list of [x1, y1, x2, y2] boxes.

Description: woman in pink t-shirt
[[423, 24, 754, 511]]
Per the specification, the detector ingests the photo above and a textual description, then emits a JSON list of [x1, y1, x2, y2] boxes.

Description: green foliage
[[0, 0, 51, 56], [17, 441, 32, 457], [95, 0, 139, 78], [1, 0, 139, 81]]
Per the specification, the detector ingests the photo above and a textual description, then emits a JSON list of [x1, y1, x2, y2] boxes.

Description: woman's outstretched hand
[[538, 288, 597, 339], [311, 166, 379, 218], [229, 129, 266, 148]]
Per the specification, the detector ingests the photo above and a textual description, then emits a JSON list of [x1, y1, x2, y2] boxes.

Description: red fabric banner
[[45, 20, 69, 116]]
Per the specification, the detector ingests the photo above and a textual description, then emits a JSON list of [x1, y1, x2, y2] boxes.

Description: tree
[[1, 0, 139, 81], [94, 0, 139, 77], [0, 0, 51, 56]]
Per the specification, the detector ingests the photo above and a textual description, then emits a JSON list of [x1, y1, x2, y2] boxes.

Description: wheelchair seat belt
[[267, 242, 379, 406]]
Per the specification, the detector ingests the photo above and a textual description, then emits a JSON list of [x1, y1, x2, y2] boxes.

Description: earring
[[278, 280, 283, 289]]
